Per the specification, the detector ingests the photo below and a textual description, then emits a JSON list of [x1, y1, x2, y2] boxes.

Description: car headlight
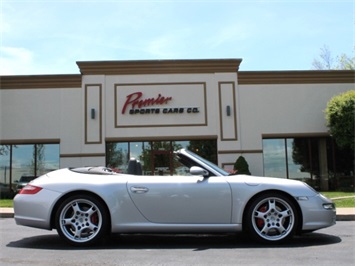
[[323, 203, 335, 210]]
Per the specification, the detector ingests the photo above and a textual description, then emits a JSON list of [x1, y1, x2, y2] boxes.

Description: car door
[[127, 175, 232, 224]]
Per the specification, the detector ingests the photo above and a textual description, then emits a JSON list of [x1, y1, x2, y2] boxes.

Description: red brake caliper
[[91, 213, 98, 225], [256, 205, 267, 228]]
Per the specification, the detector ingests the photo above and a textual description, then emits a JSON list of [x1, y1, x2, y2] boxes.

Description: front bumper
[[298, 193, 336, 231]]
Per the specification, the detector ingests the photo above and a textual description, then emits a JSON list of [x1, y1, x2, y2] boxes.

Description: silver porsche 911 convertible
[[14, 149, 336, 246]]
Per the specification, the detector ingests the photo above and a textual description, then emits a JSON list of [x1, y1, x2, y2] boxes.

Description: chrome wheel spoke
[[260, 223, 270, 234], [62, 217, 74, 226], [71, 201, 82, 213], [267, 199, 276, 212], [278, 209, 291, 219], [254, 210, 266, 219]]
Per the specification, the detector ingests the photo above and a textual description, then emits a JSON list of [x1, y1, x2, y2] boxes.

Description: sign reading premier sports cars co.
[[115, 82, 207, 128]]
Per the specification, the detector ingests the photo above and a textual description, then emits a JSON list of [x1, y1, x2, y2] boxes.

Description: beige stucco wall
[[220, 83, 353, 176], [0, 64, 353, 175]]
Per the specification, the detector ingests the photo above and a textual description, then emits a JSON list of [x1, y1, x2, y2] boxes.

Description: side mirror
[[190, 166, 209, 177]]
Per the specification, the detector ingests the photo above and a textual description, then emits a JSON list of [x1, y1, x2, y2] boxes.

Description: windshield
[[182, 149, 229, 176]]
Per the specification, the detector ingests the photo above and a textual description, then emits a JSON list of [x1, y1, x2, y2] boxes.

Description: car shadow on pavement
[[6, 232, 341, 251]]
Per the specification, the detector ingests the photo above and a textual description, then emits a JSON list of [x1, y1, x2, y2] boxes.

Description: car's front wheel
[[244, 193, 298, 243], [55, 194, 109, 246]]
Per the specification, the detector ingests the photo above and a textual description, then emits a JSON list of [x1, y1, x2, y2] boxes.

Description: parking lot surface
[[1, 219, 354, 266]]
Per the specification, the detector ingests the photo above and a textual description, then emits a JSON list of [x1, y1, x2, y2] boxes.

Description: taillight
[[19, 185, 42, 194]]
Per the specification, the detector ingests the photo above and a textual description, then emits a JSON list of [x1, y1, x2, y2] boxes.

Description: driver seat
[[127, 158, 142, 175]]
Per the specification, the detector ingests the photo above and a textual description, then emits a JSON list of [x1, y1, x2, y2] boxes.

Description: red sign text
[[121, 92, 172, 114]]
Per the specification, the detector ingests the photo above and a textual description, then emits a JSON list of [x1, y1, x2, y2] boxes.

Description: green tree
[[233, 156, 251, 175], [0, 145, 11, 156], [325, 90, 355, 151], [187, 140, 217, 164], [35, 144, 45, 174], [106, 143, 127, 169], [337, 54, 355, 70]]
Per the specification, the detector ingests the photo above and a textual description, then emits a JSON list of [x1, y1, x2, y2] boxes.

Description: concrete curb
[[1, 208, 355, 221], [0, 208, 14, 219], [336, 214, 355, 221], [334, 208, 355, 221]]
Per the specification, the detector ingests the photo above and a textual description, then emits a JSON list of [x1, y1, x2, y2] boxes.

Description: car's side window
[[173, 154, 204, 176], [172, 157, 191, 176]]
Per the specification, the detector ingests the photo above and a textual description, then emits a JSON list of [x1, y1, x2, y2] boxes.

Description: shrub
[[233, 156, 251, 175]]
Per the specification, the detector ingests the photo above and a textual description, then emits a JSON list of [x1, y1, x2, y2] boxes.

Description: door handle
[[130, 186, 149, 193]]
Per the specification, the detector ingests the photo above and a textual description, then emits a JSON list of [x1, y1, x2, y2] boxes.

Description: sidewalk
[[335, 208, 355, 221], [1, 207, 354, 220]]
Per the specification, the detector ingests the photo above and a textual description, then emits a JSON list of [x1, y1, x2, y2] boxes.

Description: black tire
[[244, 192, 298, 244], [55, 194, 109, 246]]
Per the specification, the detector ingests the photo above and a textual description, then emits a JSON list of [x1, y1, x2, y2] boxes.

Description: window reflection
[[288, 138, 311, 179], [263, 139, 287, 178], [106, 140, 217, 176], [263, 137, 354, 191], [12, 145, 35, 182], [0, 143, 59, 198], [106, 143, 129, 173], [129, 142, 143, 159], [37, 144, 60, 176], [0, 145, 11, 196]]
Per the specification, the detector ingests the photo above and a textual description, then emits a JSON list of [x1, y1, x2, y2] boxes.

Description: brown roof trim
[[77, 59, 243, 75], [238, 70, 355, 84], [60, 153, 106, 158], [218, 149, 263, 154], [106, 135, 218, 142], [0, 74, 82, 89], [0, 139, 60, 145], [262, 132, 330, 138], [2, 66, 353, 89]]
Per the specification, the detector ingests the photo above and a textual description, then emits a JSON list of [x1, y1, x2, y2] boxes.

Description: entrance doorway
[[151, 149, 173, 175]]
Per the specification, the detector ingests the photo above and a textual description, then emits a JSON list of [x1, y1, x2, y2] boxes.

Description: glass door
[[151, 149, 173, 175]]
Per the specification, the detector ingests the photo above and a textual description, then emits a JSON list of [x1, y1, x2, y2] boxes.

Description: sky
[[0, 0, 353, 75]]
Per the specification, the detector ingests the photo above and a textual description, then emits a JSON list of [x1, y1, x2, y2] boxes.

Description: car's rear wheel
[[55, 194, 108, 246], [245, 192, 298, 243]]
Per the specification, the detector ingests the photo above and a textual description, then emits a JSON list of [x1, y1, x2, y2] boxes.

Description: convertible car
[[14, 149, 336, 246]]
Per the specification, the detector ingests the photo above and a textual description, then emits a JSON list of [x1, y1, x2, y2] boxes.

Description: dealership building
[[0, 59, 354, 193]]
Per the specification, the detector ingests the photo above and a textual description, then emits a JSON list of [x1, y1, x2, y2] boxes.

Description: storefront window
[[328, 141, 354, 191], [263, 138, 319, 183], [106, 142, 129, 173], [130, 142, 143, 159], [263, 137, 354, 191], [175, 141, 190, 150], [263, 139, 287, 178], [0, 143, 59, 198], [144, 141, 170, 175], [106, 139, 217, 176], [36, 144, 60, 176], [187, 140, 217, 164], [287, 138, 311, 180], [0, 145, 11, 197], [12, 145, 35, 182]]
